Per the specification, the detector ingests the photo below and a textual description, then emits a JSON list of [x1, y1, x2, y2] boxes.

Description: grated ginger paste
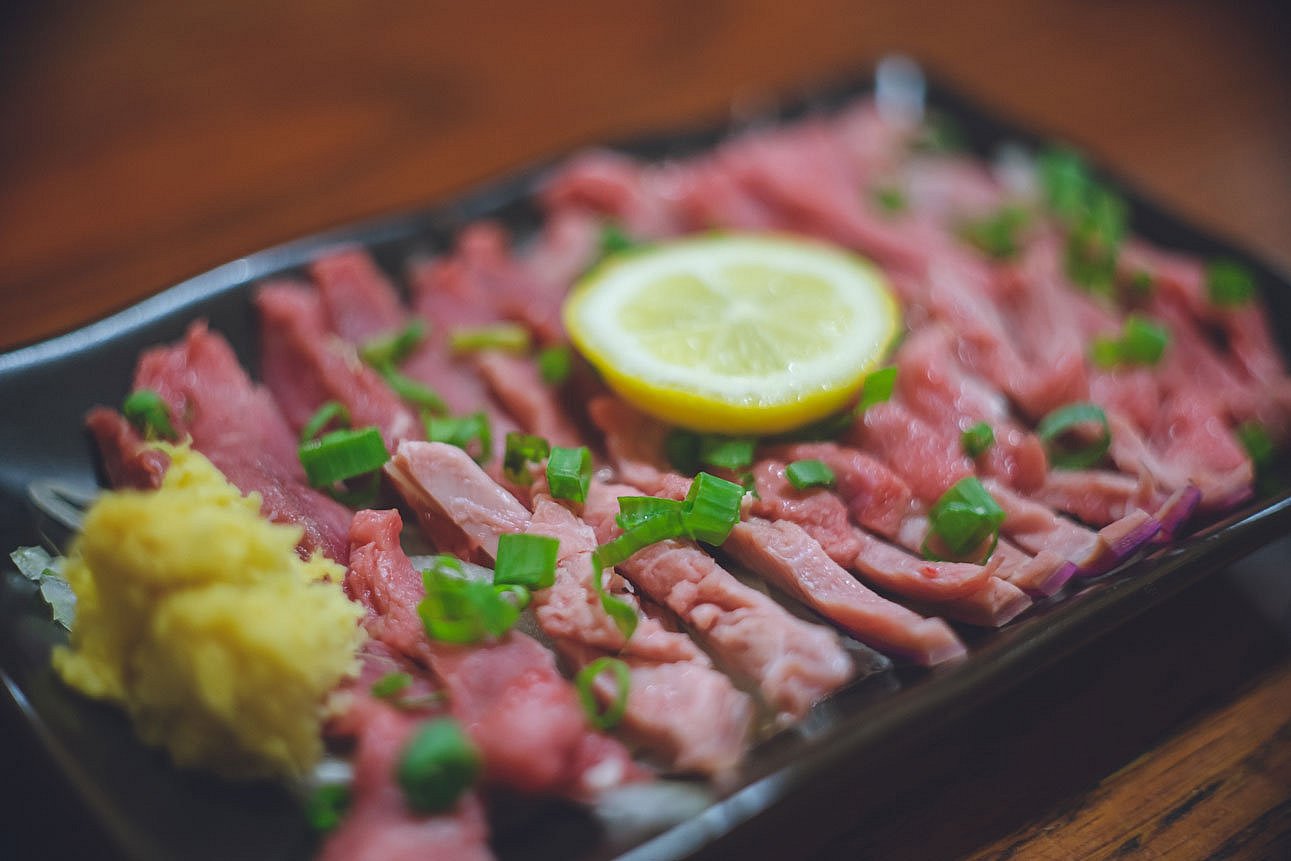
[[53, 445, 364, 779]]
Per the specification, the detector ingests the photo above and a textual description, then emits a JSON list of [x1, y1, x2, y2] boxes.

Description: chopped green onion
[[1065, 185, 1128, 294], [397, 718, 481, 813], [871, 185, 907, 216], [1127, 270, 1155, 301], [699, 436, 756, 470], [1037, 147, 1091, 222], [305, 784, 351, 832], [600, 223, 640, 257], [380, 367, 449, 415], [426, 412, 492, 464], [122, 389, 177, 441], [921, 477, 1005, 563], [494, 533, 559, 590], [593, 568, 639, 641], [575, 657, 631, 730], [859, 366, 898, 411], [360, 319, 427, 369], [681, 472, 744, 545], [494, 583, 533, 611], [546, 446, 592, 504], [615, 496, 683, 531], [300, 401, 350, 443], [663, 430, 702, 474], [299, 427, 390, 487], [1206, 260, 1256, 307], [537, 345, 573, 385], [912, 111, 965, 154], [1036, 402, 1112, 470], [961, 422, 996, 458], [785, 459, 836, 490], [593, 508, 687, 569], [502, 432, 550, 485], [958, 207, 1029, 260], [449, 323, 532, 355], [371, 672, 413, 700], [1091, 315, 1171, 368], [417, 556, 521, 644], [1237, 421, 1274, 469]]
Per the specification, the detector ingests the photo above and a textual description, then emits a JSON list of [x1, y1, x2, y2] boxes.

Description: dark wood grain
[[2, 2, 1290, 859]]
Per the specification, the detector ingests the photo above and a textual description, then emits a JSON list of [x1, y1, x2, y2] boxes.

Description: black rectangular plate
[[3, 60, 1291, 861]]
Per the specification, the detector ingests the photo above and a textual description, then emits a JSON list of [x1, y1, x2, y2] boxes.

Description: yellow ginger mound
[[53, 446, 364, 778]]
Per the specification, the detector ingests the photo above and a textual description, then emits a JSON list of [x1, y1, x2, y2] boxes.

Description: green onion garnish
[[305, 784, 351, 832], [449, 323, 532, 355], [502, 432, 550, 485], [397, 718, 481, 813], [958, 207, 1029, 260], [591, 561, 639, 641], [299, 427, 390, 488], [912, 111, 965, 154], [380, 367, 449, 415], [1237, 420, 1274, 469], [1065, 185, 1128, 293], [1090, 314, 1171, 369], [680, 472, 744, 545], [859, 366, 898, 411], [1036, 402, 1112, 470], [417, 556, 523, 644], [871, 185, 907, 216], [575, 657, 631, 730], [1206, 260, 1256, 307], [300, 400, 350, 443], [494, 533, 559, 590], [698, 435, 756, 470], [360, 319, 427, 369], [921, 477, 1006, 563], [664, 429, 703, 474], [600, 223, 640, 257], [1037, 147, 1091, 222], [961, 422, 996, 458], [615, 496, 683, 531], [546, 446, 592, 504], [785, 459, 836, 490], [371, 672, 413, 699], [122, 389, 177, 441], [537, 345, 573, 385], [427, 412, 492, 465], [593, 508, 686, 569], [1127, 270, 1155, 301]]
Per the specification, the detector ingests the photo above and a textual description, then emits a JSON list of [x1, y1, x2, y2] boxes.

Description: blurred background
[[2, 2, 1290, 859], [0, 0, 1288, 349]]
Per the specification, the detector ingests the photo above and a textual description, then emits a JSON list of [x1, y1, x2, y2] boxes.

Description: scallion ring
[[1036, 402, 1111, 470], [122, 389, 177, 441], [397, 719, 481, 813], [575, 657, 631, 730]]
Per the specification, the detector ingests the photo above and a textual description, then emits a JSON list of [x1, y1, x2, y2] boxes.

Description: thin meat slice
[[312, 248, 409, 344], [763, 441, 916, 539], [85, 407, 170, 490], [852, 401, 976, 505], [724, 518, 966, 666], [319, 702, 491, 861], [583, 480, 853, 720], [127, 321, 352, 562], [983, 480, 1160, 578], [256, 281, 422, 450], [528, 498, 754, 774], [847, 528, 999, 602], [385, 442, 530, 565], [346, 508, 637, 799], [384, 441, 754, 774], [540, 150, 692, 239], [476, 352, 585, 449]]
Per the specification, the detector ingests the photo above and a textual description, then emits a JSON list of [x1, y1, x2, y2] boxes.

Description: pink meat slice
[[311, 248, 409, 344], [723, 518, 967, 666], [85, 407, 170, 491], [475, 352, 585, 449], [385, 442, 530, 565], [527, 498, 755, 774], [764, 440, 916, 539], [256, 281, 423, 450], [346, 507, 636, 798], [384, 441, 754, 774], [127, 321, 352, 562], [852, 401, 976, 505], [583, 480, 852, 719], [540, 150, 692, 239]]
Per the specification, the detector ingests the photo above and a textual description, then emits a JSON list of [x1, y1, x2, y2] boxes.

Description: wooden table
[[2, 2, 1289, 858]]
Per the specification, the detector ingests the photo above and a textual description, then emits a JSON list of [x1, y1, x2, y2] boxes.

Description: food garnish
[[493, 533, 559, 590], [1036, 402, 1112, 470], [396, 718, 481, 812], [575, 657, 631, 730], [1090, 314, 1170, 368], [425, 411, 492, 464], [449, 323, 532, 355], [960, 422, 996, 459], [502, 431, 551, 484], [786, 459, 837, 490], [546, 445, 592, 503], [1206, 259, 1256, 307], [563, 234, 901, 434], [922, 477, 1006, 564], [122, 389, 177, 440]]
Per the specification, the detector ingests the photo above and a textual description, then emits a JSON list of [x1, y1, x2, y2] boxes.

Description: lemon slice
[[563, 233, 902, 433]]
